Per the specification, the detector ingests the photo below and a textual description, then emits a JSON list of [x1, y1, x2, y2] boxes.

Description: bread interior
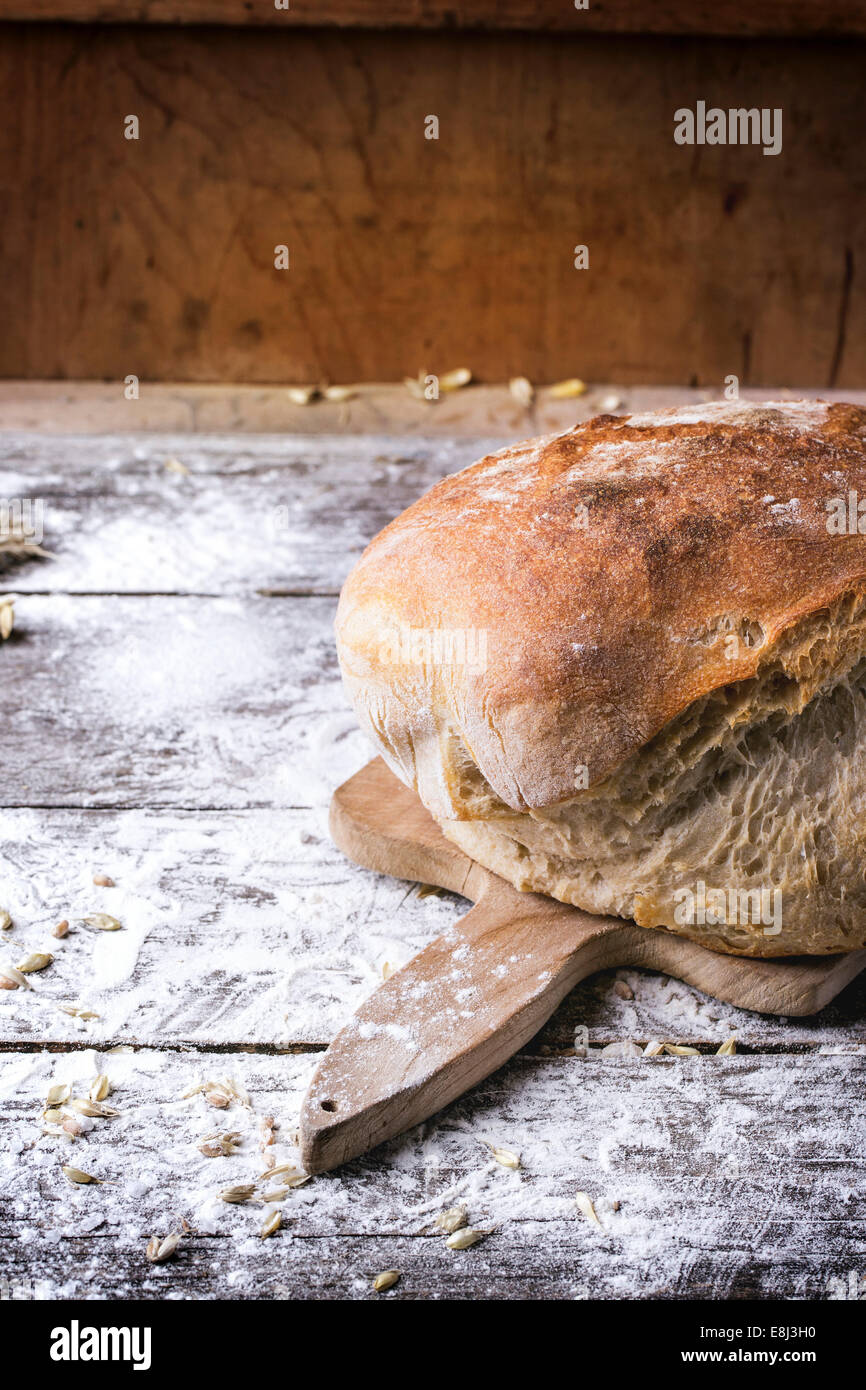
[[438, 592, 866, 955]]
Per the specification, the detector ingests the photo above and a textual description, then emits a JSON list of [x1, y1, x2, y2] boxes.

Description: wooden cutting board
[[299, 758, 866, 1173]]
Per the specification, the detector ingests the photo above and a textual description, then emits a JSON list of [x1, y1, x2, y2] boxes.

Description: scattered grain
[[147, 1232, 181, 1263], [219, 1184, 258, 1205], [439, 367, 472, 392], [286, 386, 317, 406], [403, 375, 427, 401], [416, 883, 444, 899], [81, 913, 122, 932], [445, 1228, 489, 1250], [508, 376, 534, 408], [435, 1206, 468, 1234], [16, 952, 53, 973], [67, 1097, 120, 1118], [89, 1075, 111, 1102], [485, 1143, 520, 1170], [0, 963, 30, 990], [601, 1040, 643, 1057], [62, 1166, 104, 1185], [260, 1211, 282, 1239], [575, 1191, 602, 1227], [549, 378, 586, 398]]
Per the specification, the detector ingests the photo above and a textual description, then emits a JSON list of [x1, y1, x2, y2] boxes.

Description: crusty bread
[[336, 399, 866, 956]]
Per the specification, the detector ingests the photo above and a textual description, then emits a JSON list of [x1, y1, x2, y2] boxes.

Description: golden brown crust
[[337, 399, 866, 819]]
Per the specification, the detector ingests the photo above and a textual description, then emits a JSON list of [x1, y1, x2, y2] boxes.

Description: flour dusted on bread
[[336, 400, 866, 956]]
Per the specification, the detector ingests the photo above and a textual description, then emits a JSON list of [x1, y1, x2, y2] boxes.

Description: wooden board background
[[4, 2, 866, 36], [2, 1049, 865, 1301], [1, 410, 865, 1299], [10, 379, 864, 436], [0, 23, 864, 387]]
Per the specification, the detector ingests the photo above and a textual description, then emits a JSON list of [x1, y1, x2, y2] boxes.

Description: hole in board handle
[[320, 1099, 337, 1113]]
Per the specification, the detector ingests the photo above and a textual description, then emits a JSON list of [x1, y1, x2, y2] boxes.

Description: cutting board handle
[[299, 760, 866, 1173], [300, 880, 632, 1174]]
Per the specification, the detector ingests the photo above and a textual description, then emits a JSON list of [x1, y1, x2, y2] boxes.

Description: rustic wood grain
[[0, 594, 366, 811], [0, 431, 490, 596], [0, 805, 452, 1047], [2, 381, 799, 437], [1, 415, 864, 1298], [1, 1048, 863, 1300], [0, 593, 365, 808], [1, 27, 864, 386], [1, 807, 865, 1050], [6, 401, 866, 597], [3, 0, 866, 37]]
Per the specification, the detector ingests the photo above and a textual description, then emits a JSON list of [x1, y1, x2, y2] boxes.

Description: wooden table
[[1, 385, 864, 1302]]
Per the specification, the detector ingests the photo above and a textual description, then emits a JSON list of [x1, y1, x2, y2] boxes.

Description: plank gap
[[0, 1040, 855, 1056]]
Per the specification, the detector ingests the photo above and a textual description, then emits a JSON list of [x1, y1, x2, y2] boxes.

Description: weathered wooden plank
[[0, 593, 369, 808], [1, 1048, 863, 1300], [8, 394, 866, 597], [1, 808, 864, 1049], [2, 28, 864, 386], [4, 1, 866, 36], [0, 420, 862, 1297], [0, 433, 489, 596], [3, 383, 863, 437], [1, 586, 864, 1047], [0, 807, 455, 1046]]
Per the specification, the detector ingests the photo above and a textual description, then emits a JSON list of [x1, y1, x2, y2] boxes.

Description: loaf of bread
[[336, 400, 866, 956]]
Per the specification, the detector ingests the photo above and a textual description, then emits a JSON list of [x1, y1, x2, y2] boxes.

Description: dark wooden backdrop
[[3, 2, 866, 35], [0, 8, 864, 385]]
